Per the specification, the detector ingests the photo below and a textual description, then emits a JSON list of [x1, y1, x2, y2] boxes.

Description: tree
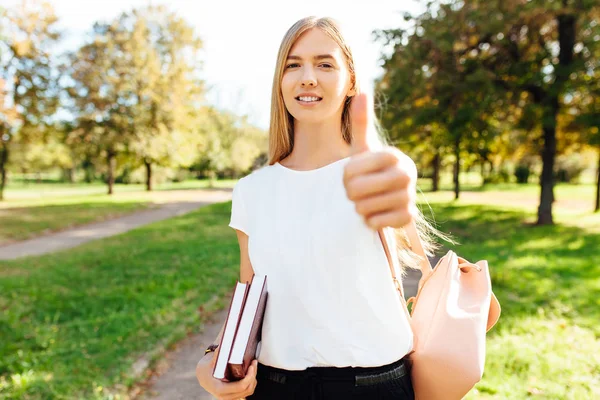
[[376, 4, 500, 199], [192, 106, 267, 181], [118, 6, 205, 191], [66, 21, 135, 195], [464, 0, 599, 224], [377, 0, 600, 224], [567, 71, 600, 212], [0, 0, 61, 200]]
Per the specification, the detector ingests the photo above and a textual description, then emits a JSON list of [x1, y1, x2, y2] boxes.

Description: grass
[[0, 179, 238, 244], [0, 202, 152, 244], [3, 179, 237, 200], [0, 201, 240, 399], [0, 182, 598, 398], [418, 201, 600, 399]]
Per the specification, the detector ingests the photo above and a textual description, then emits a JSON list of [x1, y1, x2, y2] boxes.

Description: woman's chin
[[289, 108, 337, 124]]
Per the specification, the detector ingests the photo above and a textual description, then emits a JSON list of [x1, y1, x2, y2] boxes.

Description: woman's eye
[[319, 63, 333, 68], [286, 63, 300, 69]]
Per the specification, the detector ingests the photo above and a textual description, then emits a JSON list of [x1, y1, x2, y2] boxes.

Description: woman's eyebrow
[[286, 54, 336, 61]]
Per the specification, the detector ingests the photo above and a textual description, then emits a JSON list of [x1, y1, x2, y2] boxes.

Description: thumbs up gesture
[[343, 93, 418, 230]]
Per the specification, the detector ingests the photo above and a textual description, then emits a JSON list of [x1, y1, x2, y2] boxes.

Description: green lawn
[[3, 179, 237, 201], [424, 202, 600, 399], [0, 187, 598, 398], [0, 201, 240, 399]]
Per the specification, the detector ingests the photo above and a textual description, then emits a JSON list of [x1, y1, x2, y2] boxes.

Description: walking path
[[0, 189, 233, 260]]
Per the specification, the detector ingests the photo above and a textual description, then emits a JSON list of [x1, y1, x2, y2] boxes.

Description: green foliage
[[192, 107, 267, 179], [0, 0, 62, 200], [554, 154, 587, 183], [375, 0, 600, 222], [483, 166, 511, 185], [118, 5, 205, 171], [514, 164, 531, 184]]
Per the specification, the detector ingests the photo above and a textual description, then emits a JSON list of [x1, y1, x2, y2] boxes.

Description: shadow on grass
[[430, 203, 600, 335]]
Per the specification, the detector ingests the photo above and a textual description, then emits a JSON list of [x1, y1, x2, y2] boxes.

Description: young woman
[[196, 16, 444, 400]]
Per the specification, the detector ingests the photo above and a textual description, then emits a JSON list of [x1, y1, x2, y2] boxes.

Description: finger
[[222, 360, 258, 394], [354, 189, 412, 219], [343, 150, 399, 184], [349, 92, 372, 155], [346, 168, 411, 202], [240, 378, 258, 399], [366, 207, 416, 230], [210, 351, 218, 368]]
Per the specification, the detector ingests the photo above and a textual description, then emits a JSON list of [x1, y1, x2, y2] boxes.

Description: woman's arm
[[209, 229, 255, 346], [195, 229, 258, 398], [236, 229, 255, 284]]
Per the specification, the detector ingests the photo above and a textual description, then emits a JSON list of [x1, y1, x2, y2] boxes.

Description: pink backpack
[[379, 222, 501, 400]]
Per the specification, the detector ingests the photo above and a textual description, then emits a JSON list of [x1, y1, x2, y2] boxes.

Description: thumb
[[349, 92, 372, 155], [209, 347, 219, 368]]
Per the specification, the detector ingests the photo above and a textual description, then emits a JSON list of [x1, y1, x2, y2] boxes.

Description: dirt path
[[0, 189, 232, 260]]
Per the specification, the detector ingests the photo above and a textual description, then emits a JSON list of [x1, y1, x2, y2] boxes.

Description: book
[[212, 274, 268, 381], [228, 274, 268, 380], [212, 281, 250, 381]]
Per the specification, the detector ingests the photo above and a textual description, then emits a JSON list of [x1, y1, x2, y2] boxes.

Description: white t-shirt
[[228, 155, 413, 370]]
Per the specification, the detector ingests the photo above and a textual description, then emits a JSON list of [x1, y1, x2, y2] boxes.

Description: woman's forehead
[[288, 28, 344, 59]]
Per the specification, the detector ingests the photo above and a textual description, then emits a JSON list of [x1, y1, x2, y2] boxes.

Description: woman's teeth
[[298, 96, 321, 102]]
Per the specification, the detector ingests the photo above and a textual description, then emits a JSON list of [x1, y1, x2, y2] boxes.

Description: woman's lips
[[295, 96, 322, 106]]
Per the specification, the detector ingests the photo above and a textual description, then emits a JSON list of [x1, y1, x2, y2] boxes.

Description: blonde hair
[[267, 16, 451, 272]]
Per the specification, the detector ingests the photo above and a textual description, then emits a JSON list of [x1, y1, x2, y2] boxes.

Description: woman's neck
[[281, 118, 352, 170]]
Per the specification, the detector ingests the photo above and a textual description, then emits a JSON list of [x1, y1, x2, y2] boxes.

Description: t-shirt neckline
[[274, 156, 351, 173]]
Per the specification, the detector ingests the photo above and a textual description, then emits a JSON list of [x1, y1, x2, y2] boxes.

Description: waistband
[[257, 356, 409, 386]]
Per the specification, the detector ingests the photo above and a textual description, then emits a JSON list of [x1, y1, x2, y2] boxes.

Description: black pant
[[248, 356, 414, 400]]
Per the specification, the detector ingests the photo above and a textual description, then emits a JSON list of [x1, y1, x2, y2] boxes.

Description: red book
[[212, 281, 250, 381], [228, 274, 268, 380]]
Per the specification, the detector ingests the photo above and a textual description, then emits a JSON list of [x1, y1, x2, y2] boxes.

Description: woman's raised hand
[[343, 92, 418, 230]]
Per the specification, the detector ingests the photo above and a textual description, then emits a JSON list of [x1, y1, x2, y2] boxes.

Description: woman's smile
[[295, 93, 323, 106]]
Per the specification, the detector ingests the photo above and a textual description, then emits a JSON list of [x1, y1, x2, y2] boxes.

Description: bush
[[484, 166, 511, 184], [554, 155, 587, 183], [514, 165, 531, 184]]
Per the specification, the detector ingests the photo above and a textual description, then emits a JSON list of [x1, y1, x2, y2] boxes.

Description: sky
[[4, 0, 424, 129]]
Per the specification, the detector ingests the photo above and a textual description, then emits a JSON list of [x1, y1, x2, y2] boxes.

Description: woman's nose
[[301, 67, 317, 87]]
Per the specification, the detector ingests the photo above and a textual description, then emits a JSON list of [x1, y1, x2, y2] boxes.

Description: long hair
[[267, 16, 451, 272]]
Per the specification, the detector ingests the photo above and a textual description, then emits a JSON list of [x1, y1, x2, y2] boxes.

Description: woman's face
[[281, 28, 354, 125]]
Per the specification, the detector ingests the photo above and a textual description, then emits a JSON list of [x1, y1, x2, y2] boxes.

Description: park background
[[0, 0, 599, 398]]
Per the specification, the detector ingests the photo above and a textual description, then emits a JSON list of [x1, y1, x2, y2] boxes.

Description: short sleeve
[[229, 178, 250, 236]]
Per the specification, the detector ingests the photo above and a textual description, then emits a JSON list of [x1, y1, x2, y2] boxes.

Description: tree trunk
[[64, 168, 74, 183], [595, 146, 599, 213], [0, 142, 8, 201], [480, 159, 485, 187], [453, 134, 460, 200], [432, 152, 440, 192], [145, 160, 153, 192], [537, 117, 557, 225], [107, 151, 116, 195], [537, 12, 575, 225]]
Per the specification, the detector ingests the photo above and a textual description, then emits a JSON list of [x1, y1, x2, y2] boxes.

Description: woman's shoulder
[[234, 162, 277, 191]]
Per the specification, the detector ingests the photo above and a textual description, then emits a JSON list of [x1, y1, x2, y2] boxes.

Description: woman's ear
[[347, 86, 357, 97]]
